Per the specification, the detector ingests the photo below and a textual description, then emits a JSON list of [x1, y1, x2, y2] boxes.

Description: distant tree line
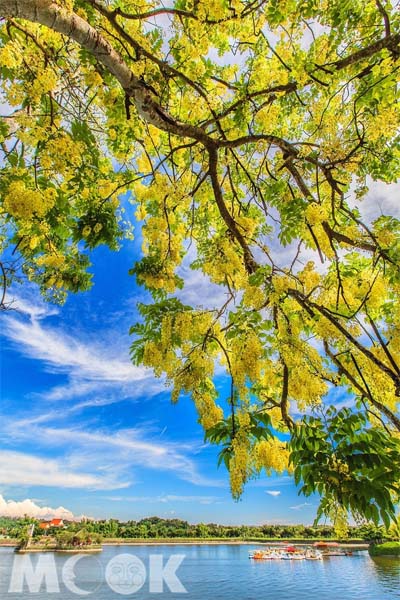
[[1, 516, 398, 542]]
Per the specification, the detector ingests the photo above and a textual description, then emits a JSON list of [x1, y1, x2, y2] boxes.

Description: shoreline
[[15, 547, 103, 554], [102, 541, 369, 548], [1, 540, 369, 549]]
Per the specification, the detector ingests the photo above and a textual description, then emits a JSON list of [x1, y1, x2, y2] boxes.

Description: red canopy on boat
[[313, 541, 339, 547]]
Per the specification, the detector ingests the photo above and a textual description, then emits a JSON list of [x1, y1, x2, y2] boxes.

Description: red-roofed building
[[38, 519, 64, 530], [49, 519, 64, 527]]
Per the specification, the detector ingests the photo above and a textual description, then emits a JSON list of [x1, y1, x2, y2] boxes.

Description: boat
[[249, 547, 310, 561], [305, 548, 323, 560], [313, 541, 339, 548], [290, 552, 305, 560], [249, 550, 265, 559]]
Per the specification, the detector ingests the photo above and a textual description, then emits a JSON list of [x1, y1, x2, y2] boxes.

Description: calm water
[[0, 544, 399, 599]]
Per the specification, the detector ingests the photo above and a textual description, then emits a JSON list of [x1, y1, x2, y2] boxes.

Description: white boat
[[281, 552, 293, 560], [305, 549, 323, 560], [249, 548, 311, 561]]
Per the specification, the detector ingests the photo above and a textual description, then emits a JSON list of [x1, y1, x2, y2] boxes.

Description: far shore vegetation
[[1, 516, 398, 548]]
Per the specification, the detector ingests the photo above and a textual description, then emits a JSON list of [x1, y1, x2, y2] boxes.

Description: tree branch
[[317, 32, 400, 72], [0, 0, 211, 143], [208, 145, 258, 274]]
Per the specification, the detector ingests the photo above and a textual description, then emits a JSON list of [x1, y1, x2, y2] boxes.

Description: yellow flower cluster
[[328, 504, 349, 539], [203, 238, 247, 288], [242, 282, 267, 310], [298, 261, 321, 294], [0, 41, 23, 69], [303, 224, 335, 259], [229, 432, 251, 499], [3, 182, 56, 220], [140, 269, 177, 293], [289, 367, 328, 409], [253, 438, 290, 475], [175, 311, 213, 341], [142, 340, 166, 377], [84, 69, 103, 88], [196, 0, 229, 21], [349, 353, 398, 414], [41, 133, 84, 173], [29, 67, 58, 103], [255, 103, 282, 133], [230, 331, 263, 395], [375, 229, 396, 247], [305, 202, 329, 226], [36, 254, 65, 268], [193, 390, 223, 430], [81, 223, 102, 237], [271, 274, 292, 295]]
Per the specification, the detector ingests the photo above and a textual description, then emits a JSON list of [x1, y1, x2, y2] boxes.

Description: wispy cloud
[[106, 494, 221, 505], [0, 450, 127, 490], [3, 308, 148, 383], [266, 491, 281, 497], [1, 295, 163, 409], [289, 502, 313, 510], [1, 418, 223, 489], [0, 494, 86, 521]]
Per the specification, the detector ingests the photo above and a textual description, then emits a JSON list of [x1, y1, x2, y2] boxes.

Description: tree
[[56, 530, 74, 548], [0, 1, 399, 526]]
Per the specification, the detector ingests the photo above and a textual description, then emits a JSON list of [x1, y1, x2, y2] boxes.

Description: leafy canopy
[[0, 0, 399, 529]]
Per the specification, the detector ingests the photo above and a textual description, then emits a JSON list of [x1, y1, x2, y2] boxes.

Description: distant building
[[38, 519, 64, 530], [50, 519, 64, 527]]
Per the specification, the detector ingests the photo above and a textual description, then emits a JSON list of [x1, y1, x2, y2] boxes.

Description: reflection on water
[[0, 545, 399, 600], [370, 555, 400, 589]]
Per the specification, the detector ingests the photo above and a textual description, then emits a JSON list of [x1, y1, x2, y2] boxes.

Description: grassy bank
[[0, 539, 18, 546], [16, 546, 102, 554], [102, 537, 366, 545], [369, 542, 400, 557]]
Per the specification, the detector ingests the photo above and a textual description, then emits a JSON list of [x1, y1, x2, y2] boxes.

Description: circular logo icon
[[105, 554, 146, 595]]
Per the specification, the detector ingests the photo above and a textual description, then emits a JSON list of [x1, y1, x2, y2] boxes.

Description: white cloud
[[0, 450, 128, 490], [289, 502, 313, 510], [8, 294, 60, 320], [3, 312, 148, 384], [1, 295, 164, 409], [266, 491, 281, 497], [0, 494, 85, 521], [1, 418, 223, 489], [350, 179, 400, 223]]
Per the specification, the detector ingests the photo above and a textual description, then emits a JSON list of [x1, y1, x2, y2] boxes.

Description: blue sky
[[1, 179, 398, 524], [0, 226, 319, 525]]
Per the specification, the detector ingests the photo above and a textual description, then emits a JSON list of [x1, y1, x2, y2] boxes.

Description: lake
[[0, 544, 399, 599]]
